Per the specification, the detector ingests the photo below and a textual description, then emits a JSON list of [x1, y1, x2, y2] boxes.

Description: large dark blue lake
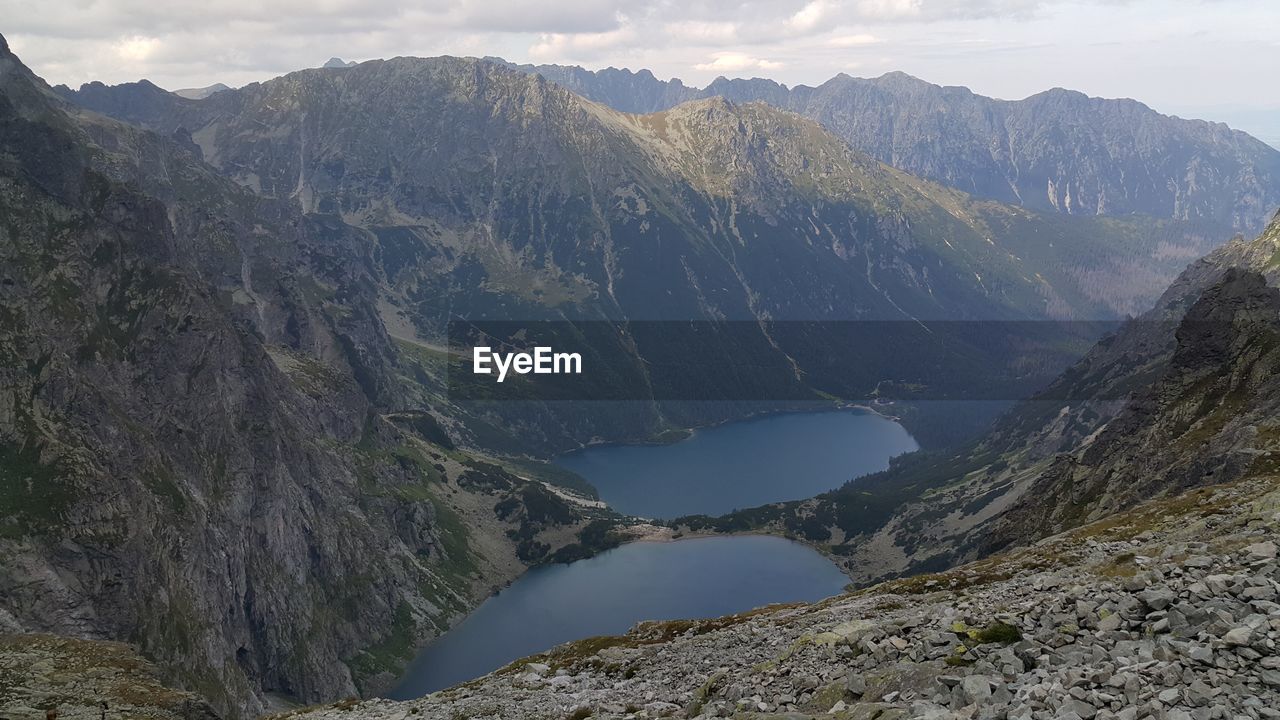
[[388, 409, 917, 697], [387, 536, 851, 698], [556, 408, 918, 518]]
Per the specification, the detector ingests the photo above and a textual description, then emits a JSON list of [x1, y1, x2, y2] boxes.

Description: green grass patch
[[0, 438, 73, 534], [971, 622, 1022, 645]]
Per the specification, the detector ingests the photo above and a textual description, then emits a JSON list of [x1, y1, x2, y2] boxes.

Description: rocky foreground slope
[[0, 634, 219, 720], [274, 472, 1280, 720]]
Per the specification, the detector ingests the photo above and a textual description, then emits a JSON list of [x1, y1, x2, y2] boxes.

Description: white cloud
[[855, 0, 922, 20], [529, 27, 638, 61], [1, 0, 1276, 142], [455, 1, 631, 33], [785, 1, 831, 34], [663, 21, 739, 44], [693, 52, 783, 72], [115, 36, 162, 62], [827, 33, 881, 47]]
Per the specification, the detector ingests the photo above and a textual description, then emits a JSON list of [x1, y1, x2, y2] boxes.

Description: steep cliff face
[[966, 213, 1280, 545], [504, 62, 1280, 236], [983, 256, 1280, 544], [0, 36, 611, 718]]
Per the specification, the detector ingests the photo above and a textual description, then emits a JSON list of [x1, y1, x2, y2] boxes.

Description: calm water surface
[[389, 409, 917, 697], [387, 535, 851, 698], [556, 408, 918, 518]]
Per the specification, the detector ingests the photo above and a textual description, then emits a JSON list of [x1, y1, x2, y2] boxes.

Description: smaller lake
[[386, 536, 850, 698], [555, 409, 918, 519]]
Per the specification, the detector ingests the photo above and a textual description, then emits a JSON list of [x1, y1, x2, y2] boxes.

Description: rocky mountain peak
[[1036, 86, 1089, 100], [172, 82, 231, 100], [658, 94, 737, 121], [872, 69, 929, 86]]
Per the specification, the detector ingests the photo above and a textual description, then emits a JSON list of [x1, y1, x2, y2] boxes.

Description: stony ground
[[0, 634, 219, 720], [277, 474, 1280, 720]]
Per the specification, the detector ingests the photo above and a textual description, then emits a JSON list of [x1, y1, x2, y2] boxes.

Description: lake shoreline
[[555, 407, 917, 519], [386, 535, 851, 699], [388, 408, 915, 699], [557, 400, 903, 455]]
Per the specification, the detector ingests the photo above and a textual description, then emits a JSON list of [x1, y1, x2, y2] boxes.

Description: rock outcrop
[[0, 634, 220, 720]]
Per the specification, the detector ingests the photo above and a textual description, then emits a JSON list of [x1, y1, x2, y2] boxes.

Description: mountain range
[[50, 55, 1255, 454], [502, 60, 1280, 236], [51, 61, 1161, 322]]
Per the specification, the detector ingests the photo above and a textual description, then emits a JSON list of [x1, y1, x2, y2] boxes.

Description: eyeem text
[[472, 346, 582, 382]]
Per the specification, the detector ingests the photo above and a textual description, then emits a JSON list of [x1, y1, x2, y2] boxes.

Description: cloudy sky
[[4, 0, 1278, 143]]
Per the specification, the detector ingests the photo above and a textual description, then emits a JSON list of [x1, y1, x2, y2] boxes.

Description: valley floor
[[270, 473, 1280, 720]]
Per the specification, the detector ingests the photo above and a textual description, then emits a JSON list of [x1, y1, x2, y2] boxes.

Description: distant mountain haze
[[501, 60, 1280, 235]]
